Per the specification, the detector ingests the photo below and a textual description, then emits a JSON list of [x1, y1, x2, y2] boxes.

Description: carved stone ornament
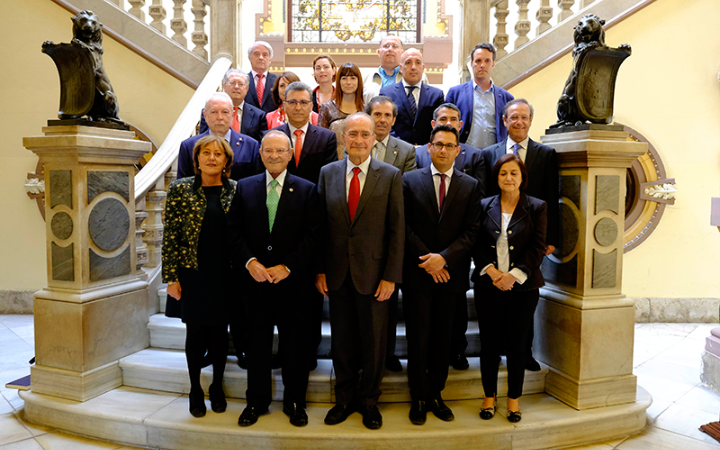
[[549, 14, 632, 129], [41, 10, 127, 128]]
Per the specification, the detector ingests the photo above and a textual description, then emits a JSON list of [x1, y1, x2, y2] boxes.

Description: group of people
[[161, 36, 559, 430]]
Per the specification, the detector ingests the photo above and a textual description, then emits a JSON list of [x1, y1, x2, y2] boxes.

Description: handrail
[[134, 56, 232, 201]]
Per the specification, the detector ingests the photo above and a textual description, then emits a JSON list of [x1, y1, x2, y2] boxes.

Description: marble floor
[[0, 316, 719, 449]]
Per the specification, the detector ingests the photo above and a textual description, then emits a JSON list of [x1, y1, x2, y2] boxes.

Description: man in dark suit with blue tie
[[246, 41, 278, 114], [482, 98, 559, 371], [316, 113, 404, 430], [198, 69, 267, 142], [228, 130, 320, 428], [446, 43, 514, 149], [178, 92, 262, 182], [379, 48, 444, 145], [403, 124, 482, 425]]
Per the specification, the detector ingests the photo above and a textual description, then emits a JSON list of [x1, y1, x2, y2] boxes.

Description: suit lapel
[[383, 137, 399, 166], [396, 83, 412, 119], [248, 72, 259, 105], [420, 167, 440, 221], [456, 145, 467, 172], [254, 175, 271, 237], [524, 139, 538, 175], [351, 158, 380, 227], [273, 174, 293, 231], [508, 193, 530, 229], [439, 169, 462, 223], [300, 125, 317, 165], [487, 195, 502, 231], [332, 159, 352, 227]]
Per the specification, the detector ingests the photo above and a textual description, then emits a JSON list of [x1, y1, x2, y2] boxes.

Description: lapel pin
[[289, 188, 294, 192], [394, 151, 397, 155]]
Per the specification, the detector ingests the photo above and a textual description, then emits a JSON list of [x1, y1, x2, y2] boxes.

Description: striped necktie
[[406, 86, 417, 122]]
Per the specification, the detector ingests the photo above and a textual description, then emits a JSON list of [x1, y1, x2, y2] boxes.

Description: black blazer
[[246, 71, 278, 114], [471, 193, 547, 290], [177, 130, 262, 181], [227, 172, 320, 287], [198, 102, 268, 142], [403, 167, 482, 293], [268, 123, 338, 185], [415, 143, 487, 197], [482, 138, 559, 247], [379, 82, 445, 145]]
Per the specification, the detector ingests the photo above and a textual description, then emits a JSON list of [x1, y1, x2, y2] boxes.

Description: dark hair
[[492, 153, 528, 192], [311, 55, 337, 83], [429, 124, 459, 145], [433, 102, 461, 121], [470, 42, 497, 62], [502, 98, 534, 118], [333, 63, 364, 112], [271, 71, 301, 107], [193, 134, 234, 179], [365, 95, 398, 117]]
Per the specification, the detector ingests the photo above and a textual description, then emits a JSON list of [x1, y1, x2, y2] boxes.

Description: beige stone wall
[[509, 0, 720, 299], [0, 0, 193, 291]]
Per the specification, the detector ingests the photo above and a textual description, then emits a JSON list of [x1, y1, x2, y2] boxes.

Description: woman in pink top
[[266, 72, 318, 129]]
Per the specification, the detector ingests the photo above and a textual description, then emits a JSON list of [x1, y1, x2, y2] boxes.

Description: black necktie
[[406, 86, 417, 122]]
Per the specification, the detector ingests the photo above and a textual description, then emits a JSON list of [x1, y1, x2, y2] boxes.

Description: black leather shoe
[[238, 405, 268, 427], [209, 384, 226, 413], [507, 409, 522, 423], [188, 389, 206, 418], [359, 405, 383, 430], [526, 356, 541, 372], [237, 353, 247, 370], [271, 353, 282, 370], [479, 397, 496, 420], [428, 397, 454, 421], [450, 353, 470, 370], [324, 403, 356, 425], [409, 400, 426, 425], [283, 403, 309, 427], [385, 355, 403, 372]]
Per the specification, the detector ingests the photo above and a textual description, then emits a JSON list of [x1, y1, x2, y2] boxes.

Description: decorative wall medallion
[[88, 199, 130, 252], [89, 246, 131, 281], [49, 170, 72, 209], [557, 202, 579, 258], [592, 249, 617, 288], [595, 175, 619, 214], [561, 175, 581, 209], [87, 171, 129, 203], [51, 212, 73, 240], [541, 254, 578, 288], [594, 217, 618, 247], [51, 242, 74, 281]]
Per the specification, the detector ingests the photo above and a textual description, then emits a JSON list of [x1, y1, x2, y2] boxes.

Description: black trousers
[[474, 286, 538, 399], [185, 323, 228, 393], [386, 287, 400, 359], [309, 290, 325, 363], [404, 284, 456, 401], [244, 282, 310, 409], [329, 272, 389, 406], [450, 292, 469, 355]]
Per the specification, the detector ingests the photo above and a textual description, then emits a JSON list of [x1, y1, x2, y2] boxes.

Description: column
[[537, 125, 646, 410], [23, 125, 152, 402]]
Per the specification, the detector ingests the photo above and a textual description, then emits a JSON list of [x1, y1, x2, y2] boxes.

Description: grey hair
[[222, 69, 249, 86], [343, 112, 376, 134], [248, 41, 274, 59], [365, 95, 398, 118], [285, 81, 313, 98], [205, 92, 233, 110], [502, 98, 535, 118], [433, 103, 461, 121], [262, 129, 293, 150]]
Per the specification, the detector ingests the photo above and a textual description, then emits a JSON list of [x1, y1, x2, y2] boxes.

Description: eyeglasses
[[381, 43, 401, 49], [344, 131, 374, 139], [225, 81, 248, 87], [431, 142, 457, 150], [261, 148, 292, 155], [284, 100, 312, 107]]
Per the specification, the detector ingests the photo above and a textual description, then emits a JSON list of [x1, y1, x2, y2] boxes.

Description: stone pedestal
[[537, 128, 646, 410], [24, 125, 152, 401]]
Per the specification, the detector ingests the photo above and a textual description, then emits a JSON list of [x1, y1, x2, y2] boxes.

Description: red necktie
[[438, 173, 447, 212], [294, 130, 303, 166], [231, 106, 240, 132], [348, 167, 361, 221], [256, 73, 265, 107]]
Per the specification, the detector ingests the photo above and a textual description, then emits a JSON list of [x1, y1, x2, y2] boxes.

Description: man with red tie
[[246, 41, 279, 115], [315, 112, 404, 430]]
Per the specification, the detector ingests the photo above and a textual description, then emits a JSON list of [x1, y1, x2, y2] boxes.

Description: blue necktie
[[406, 86, 418, 122], [513, 143, 522, 155]]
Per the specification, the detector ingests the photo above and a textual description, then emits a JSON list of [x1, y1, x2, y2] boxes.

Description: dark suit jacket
[[317, 157, 405, 295], [177, 130, 262, 181], [379, 82, 445, 145], [269, 123, 338, 184], [445, 81, 514, 144], [415, 143, 487, 197], [198, 102, 268, 142], [482, 138, 559, 247], [227, 172, 320, 288], [471, 193, 547, 290], [403, 167, 482, 293], [246, 71, 278, 114], [383, 135, 417, 174]]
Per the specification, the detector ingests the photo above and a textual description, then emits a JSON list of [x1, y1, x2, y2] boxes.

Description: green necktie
[[267, 179, 279, 232]]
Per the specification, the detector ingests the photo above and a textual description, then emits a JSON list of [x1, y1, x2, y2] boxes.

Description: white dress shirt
[[345, 156, 371, 200], [505, 136, 530, 162], [401, 79, 422, 107], [430, 163, 454, 211], [235, 101, 245, 124], [373, 135, 391, 163], [209, 128, 233, 142], [289, 122, 309, 148], [480, 211, 528, 285], [251, 70, 269, 90], [265, 169, 287, 197]]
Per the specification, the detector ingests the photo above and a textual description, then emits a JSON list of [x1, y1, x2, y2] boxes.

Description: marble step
[[119, 348, 548, 403], [19, 386, 651, 450], [148, 314, 482, 358]]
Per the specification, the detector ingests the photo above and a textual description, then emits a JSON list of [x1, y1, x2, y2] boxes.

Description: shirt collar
[[473, 78, 495, 94], [379, 66, 400, 78], [209, 128, 233, 142], [347, 155, 371, 175], [507, 136, 530, 152], [376, 134, 390, 148], [402, 78, 423, 89], [266, 169, 287, 187], [251, 69, 268, 79], [431, 163, 454, 178], [235, 101, 245, 111], [288, 122, 309, 136]]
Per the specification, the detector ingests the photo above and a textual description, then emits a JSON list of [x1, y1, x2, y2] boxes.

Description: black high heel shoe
[[507, 407, 522, 423], [209, 383, 227, 413], [479, 396, 496, 420], [189, 388, 207, 418]]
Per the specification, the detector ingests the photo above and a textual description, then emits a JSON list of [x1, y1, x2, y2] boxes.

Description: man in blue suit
[[379, 48, 444, 146], [199, 69, 267, 142], [246, 41, 278, 114], [446, 43, 514, 149]]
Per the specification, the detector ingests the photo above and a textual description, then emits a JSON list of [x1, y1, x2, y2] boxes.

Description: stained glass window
[[289, 0, 419, 43]]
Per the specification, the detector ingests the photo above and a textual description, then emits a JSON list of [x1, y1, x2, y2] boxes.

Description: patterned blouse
[[161, 175, 237, 284]]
